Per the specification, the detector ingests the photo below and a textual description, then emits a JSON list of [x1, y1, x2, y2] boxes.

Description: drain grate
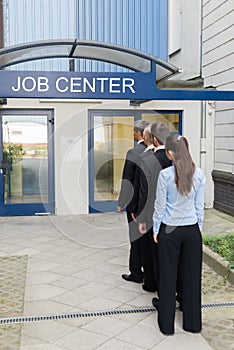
[[202, 301, 234, 309], [0, 307, 154, 325], [0, 302, 233, 325]]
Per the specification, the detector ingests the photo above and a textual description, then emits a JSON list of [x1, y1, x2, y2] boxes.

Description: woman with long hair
[[153, 134, 205, 335]]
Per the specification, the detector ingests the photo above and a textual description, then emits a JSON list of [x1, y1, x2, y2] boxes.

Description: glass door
[[89, 110, 182, 213], [0, 110, 55, 216], [89, 112, 135, 213]]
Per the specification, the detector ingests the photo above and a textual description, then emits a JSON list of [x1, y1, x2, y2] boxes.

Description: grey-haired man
[[118, 120, 149, 283]]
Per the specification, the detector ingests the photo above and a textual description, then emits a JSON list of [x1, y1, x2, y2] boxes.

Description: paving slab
[[0, 209, 233, 350]]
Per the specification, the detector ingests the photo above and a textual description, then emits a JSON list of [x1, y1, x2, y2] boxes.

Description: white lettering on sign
[[56, 77, 69, 92], [11, 76, 136, 94], [123, 78, 135, 93], [83, 78, 95, 92], [96, 78, 108, 92], [55, 77, 136, 94], [12, 76, 49, 92], [110, 78, 121, 93], [38, 77, 50, 91]]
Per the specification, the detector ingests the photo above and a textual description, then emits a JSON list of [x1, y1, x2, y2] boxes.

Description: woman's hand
[[153, 233, 158, 243]]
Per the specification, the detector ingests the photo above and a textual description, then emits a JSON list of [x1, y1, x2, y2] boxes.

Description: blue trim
[[88, 111, 95, 213], [89, 201, 118, 214], [1, 70, 233, 101], [88, 109, 182, 213], [159, 0, 168, 60], [0, 109, 55, 216], [179, 111, 183, 134], [88, 110, 136, 213], [47, 111, 55, 211], [0, 203, 53, 216]]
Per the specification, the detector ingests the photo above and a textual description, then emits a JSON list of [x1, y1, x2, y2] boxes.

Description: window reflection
[[2, 115, 48, 204], [93, 112, 180, 203], [94, 116, 134, 201]]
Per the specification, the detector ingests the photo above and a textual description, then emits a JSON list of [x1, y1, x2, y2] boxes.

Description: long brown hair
[[166, 134, 195, 195]]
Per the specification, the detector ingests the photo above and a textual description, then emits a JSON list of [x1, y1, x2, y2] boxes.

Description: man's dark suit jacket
[[118, 141, 146, 213], [137, 148, 172, 228], [130, 147, 154, 214]]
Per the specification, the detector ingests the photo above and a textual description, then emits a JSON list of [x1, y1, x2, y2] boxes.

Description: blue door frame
[[0, 109, 55, 216], [88, 109, 182, 213], [88, 110, 137, 213]]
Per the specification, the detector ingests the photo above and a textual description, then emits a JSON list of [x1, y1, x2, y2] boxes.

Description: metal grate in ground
[[0, 301, 233, 325], [0, 255, 233, 350]]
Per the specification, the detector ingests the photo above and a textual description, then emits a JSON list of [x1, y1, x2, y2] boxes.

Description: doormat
[[0, 255, 28, 350]]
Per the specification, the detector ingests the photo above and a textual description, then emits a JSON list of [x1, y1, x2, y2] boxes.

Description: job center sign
[[0, 71, 155, 99], [1, 70, 233, 101]]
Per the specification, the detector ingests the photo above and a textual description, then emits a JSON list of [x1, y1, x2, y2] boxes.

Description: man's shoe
[[142, 284, 157, 292], [122, 274, 143, 283], [160, 329, 174, 336], [152, 297, 159, 310]]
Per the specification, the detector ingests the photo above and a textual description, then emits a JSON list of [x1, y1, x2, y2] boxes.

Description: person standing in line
[[152, 134, 205, 335], [135, 122, 171, 292], [118, 120, 150, 283], [137, 123, 182, 305], [137, 122, 171, 234], [130, 124, 157, 292]]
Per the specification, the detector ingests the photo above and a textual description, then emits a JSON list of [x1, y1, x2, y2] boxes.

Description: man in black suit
[[130, 124, 158, 292], [137, 122, 171, 291], [118, 120, 149, 283]]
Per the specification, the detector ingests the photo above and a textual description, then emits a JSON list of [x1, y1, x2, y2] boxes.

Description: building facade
[[0, 0, 232, 216], [202, 0, 234, 215]]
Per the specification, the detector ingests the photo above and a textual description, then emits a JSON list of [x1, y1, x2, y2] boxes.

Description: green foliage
[[203, 234, 234, 269], [3, 143, 25, 163]]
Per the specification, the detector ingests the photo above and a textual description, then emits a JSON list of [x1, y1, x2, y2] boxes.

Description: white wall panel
[[217, 82, 234, 90], [202, 12, 233, 41], [203, 26, 233, 54], [215, 123, 234, 137], [203, 1, 232, 28], [215, 109, 234, 124], [215, 137, 234, 150], [203, 54, 233, 77], [216, 101, 234, 111], [168, 0, 201, 80], [215, 149, 233, 164], [203, 41, 233, 66], [209, 69, 234, 87], [214, 162, 233, 172], [203, 0, 230, 17]]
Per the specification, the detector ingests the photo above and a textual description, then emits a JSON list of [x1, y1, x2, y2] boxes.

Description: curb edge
[[203, 244, 234, 285]]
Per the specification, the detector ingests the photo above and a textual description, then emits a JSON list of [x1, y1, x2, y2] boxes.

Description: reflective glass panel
[[2, 115, 48, 204], [93, 115, 134, 201], [141, 112, 180, 133]]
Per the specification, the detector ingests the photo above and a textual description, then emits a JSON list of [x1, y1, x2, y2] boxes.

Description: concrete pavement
[[0, 208, 233, 350]]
